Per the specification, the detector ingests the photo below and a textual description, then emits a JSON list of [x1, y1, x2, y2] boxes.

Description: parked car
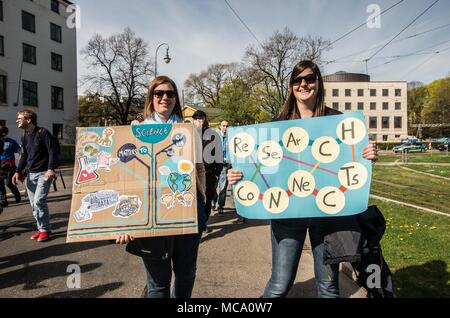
[[393, 143, 426, 153], [438, 143, 449, 152]]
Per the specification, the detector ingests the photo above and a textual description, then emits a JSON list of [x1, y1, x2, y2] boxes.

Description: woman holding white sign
[[116, 75, 207, 298], [228, 60, 378, 298]]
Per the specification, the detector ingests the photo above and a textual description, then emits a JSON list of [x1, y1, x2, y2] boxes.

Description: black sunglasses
[[153, 90, 176, 98], [292, 74, 318, 85]]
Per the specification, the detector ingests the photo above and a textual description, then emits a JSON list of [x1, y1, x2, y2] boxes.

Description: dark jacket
[[202, 127, 223, 176], [16, 126, 59, 173], [324, 205, 396, 298]]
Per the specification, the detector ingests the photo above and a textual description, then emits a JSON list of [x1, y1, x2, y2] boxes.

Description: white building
[[0, 0, 77, 143], [324, 71, 408, 142]]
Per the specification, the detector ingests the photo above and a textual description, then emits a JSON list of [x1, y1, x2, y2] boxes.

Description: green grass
[[403, 164, 450, 178], [378, 152, 450, 163], [371, 165, 449, 214], [370, 199, 450, 298]]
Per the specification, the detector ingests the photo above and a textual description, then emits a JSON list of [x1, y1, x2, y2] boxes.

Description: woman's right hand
[[116, 234, 134, 244], [227, 169, 243, 185]]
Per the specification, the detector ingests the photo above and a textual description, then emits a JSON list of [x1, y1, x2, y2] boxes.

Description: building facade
[[324, 71, 408, 142], [0, 0, 77, 143]]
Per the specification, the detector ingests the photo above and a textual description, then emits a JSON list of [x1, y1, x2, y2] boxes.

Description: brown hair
[[277, 60, 326, 120], [143, 75, 183, 120], [17, 109, 38, 125]]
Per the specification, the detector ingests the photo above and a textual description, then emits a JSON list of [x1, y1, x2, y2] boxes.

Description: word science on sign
[[228, 112, 372, 219]]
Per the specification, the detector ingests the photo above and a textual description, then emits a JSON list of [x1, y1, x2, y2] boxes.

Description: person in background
[[117, 75, 206, 298], [213, 120, 230, 216], [0, 126, 22, 208], [192, 110, 223, 233], [12, 110, 60, 242]]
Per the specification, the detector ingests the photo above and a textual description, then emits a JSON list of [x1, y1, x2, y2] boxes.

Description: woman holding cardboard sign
[[228, 60, 378, 298], [116, 75, 207, 298]]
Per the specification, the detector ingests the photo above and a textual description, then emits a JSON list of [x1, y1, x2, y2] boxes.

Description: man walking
[[215, 121, 230, 216], [12, 110, 59, 242], [0, 126, 22, 208]]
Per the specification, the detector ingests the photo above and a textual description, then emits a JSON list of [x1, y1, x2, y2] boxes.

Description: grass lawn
[[378, 152, 450, 163], [403, 164, 450, 178], [371, 165, 449, 214], [370, 199, 450, 298]]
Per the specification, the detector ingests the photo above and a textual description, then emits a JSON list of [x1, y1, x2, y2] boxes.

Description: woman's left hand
[[363, 141, 378, 162]]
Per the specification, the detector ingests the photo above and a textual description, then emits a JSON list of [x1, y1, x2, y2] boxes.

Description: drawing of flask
[[76, 157, 99, 184]]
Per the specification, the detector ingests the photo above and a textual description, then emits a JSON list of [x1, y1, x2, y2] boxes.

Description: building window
[[345, 89, 351, 97], [0, 1, 3, 22], [382, 102, 389, 110], [395, 89, 401, 97], [357, 89, 364, 97], [22, 11, 36, 33], [369, 117, 377, 129], [357, 102, 364, 110], [382, 135, 388, 141], [0, 75, 6, 104], [395, 135, 401, 139], [53, 123, 63, 139], [370, 89, 376, 97], [370, 102, 376, 110], [51, 53, 63, 71], [23, 43, 36, 64], [23, 80, 38, 107], [51, 86, 64, 109], [394, 117, 402, 129], [50, 23, 62, 43], [345, 102, 351, 110], [332, 89, 339, 97], [382, 89, 389, 97], [395, 102, 401, 110], [51, 0, 59, 14], [0, 35, 4, 56], [332, 102, 339, 110], [382, 117, 390, 129]]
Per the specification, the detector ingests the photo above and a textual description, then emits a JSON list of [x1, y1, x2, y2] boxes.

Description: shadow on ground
[[392, 260, 449, 297]]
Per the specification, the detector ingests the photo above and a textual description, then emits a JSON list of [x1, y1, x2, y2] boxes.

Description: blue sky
[[75, 0, 450, 93]]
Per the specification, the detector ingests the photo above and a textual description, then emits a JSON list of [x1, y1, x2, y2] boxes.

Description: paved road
[[0, 168, 365, 298]]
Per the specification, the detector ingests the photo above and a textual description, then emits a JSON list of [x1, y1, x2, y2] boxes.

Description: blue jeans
[[263, 218, 340, 298], [26, 172, 52, 232], [216, 164, 229, 209], [142, 197, 205, 298], [142, 233, 201, 298]]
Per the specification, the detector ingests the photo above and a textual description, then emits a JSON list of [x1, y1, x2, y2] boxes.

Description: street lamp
[[155, 43, 171, 76]]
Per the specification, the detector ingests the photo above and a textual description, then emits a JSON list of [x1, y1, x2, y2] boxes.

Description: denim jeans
[[141, 197, 204, 298], [263, 218, 340, 298], [142, 233, 202, 298], [216, 164, 229, 209], [26, 172, 52, 232]]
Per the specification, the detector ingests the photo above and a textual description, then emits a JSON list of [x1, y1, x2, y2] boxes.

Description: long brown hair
[[143, 75, 184, 120], [277, 60, 326, 120]]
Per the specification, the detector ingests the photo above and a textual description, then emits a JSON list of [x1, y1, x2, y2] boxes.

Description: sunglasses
[[292, 74, 318, 85], [153, 90, 176, 99]]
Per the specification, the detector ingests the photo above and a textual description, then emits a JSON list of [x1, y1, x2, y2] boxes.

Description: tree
[[407, 85, 428, 134], [184, 63, 239, 108], [245, 28, 331, 117], [218, 79, 271, 125], [421, 78, 450, 136], [81, 27, 153, 125]]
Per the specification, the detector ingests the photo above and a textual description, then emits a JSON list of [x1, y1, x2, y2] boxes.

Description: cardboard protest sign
[[67, 124, 199, 243], [228, 112, 372, 219]]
